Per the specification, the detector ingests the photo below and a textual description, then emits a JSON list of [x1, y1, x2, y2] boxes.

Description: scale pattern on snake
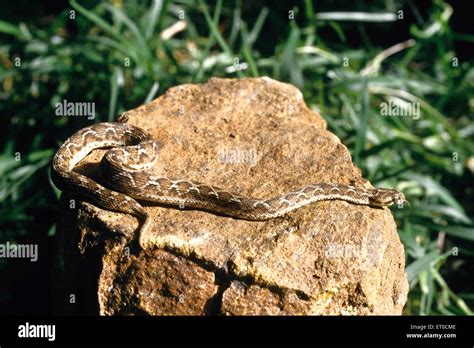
[[52, 122, 407, 248]]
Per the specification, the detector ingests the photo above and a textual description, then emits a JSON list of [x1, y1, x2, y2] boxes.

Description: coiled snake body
[[52, 122, 407, 248]]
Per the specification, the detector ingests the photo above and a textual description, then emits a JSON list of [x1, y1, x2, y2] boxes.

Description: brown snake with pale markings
[[52, 122, 407, 248]]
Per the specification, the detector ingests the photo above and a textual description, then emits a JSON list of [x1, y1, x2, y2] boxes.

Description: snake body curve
[[52, 122, 407, 247]]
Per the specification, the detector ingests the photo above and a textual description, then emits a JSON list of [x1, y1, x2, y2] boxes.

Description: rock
[[55, 77, 408, 315]]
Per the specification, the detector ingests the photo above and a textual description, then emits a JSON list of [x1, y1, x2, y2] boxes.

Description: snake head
[[369, 188, 408, 207]]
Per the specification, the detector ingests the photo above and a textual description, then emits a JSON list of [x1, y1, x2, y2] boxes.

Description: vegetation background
[[0, 0, 472, 315]]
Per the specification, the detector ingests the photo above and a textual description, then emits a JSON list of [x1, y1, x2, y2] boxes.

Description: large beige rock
[[55, 77, 408, 315]]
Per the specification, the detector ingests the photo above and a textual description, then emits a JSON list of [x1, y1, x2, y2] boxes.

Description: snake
[[51, 122, 407, 248]]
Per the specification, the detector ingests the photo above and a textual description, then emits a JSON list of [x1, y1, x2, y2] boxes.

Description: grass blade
[[316, 12, 397, 22], [246, 7, 269, 47], [145, 0, 163, 39], [406, 250, 441, 283], [0, 20, 24, 38], [144, 82, 160, 103], [441, 225, 474, 241], [70, 0, 125, 44], [104, 4, 151, 63], [108, 68, 119, 122], [403, 172, 469, 222], [354, 78, 369, 166], [198, 0, 235, 63]]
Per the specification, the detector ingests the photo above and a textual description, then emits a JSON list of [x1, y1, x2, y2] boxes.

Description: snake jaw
[[394, 191, 409, 207]]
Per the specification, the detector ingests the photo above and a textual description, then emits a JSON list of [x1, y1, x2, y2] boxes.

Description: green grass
[[0, 0, 472, 315]]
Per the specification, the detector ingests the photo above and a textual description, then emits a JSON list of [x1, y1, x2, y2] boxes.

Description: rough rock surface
[[55, 77, 408, 315]]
